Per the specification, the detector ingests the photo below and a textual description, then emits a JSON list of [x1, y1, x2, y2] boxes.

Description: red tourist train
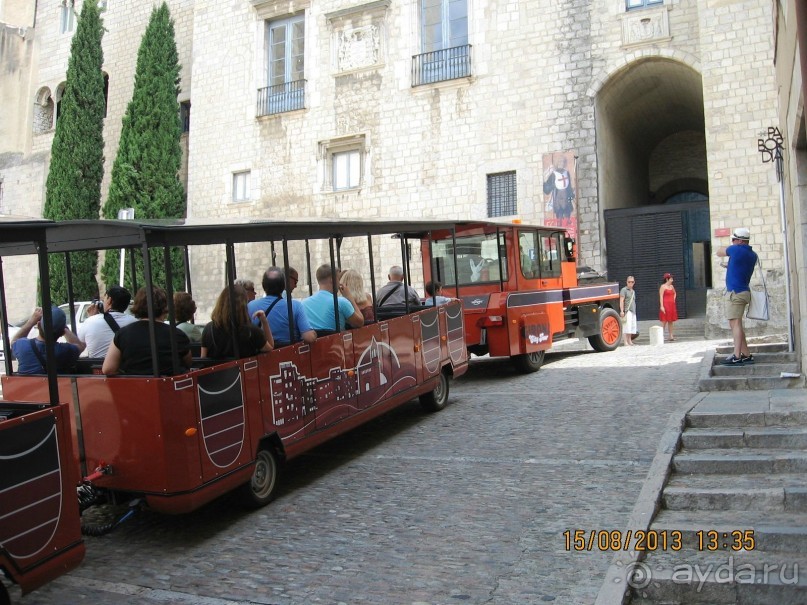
[[0, 217, 620, 602], [422, 221, 622, 372]]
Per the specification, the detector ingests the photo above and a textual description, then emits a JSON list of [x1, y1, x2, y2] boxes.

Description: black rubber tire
[[238, 448, 279, 508], [512, 350, 546, 374], [419, 371, 449, 412], [588, 308, 622, 352]]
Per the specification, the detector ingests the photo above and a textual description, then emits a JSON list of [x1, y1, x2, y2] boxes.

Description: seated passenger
[[78, 286, 137, 357], [11, 306, 85, 374], [424, 281, 453, 306], [201, 284, 273, 359], [102, 286, 191, 376], [302, 264, 364, 332], [376, 265, 420, 308], [340, 269, 374, 323], [234, 278, 257, 302], [284, 266, 299, 297], [248, 266, 315, 346], [174, 292, 204, 344]]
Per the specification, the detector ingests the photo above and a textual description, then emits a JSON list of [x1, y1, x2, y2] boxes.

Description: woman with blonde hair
[[339, 269, 374, 323], [201, 284, 273, 358]]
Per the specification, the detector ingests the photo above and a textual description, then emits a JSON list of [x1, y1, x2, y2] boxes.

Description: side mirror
[[564, 237, 576, 261]]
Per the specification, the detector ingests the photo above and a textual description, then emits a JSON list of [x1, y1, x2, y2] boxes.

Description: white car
[[7, 301, 102, 345], [0, 323, 20, 363], [59, 301, 103, 331]]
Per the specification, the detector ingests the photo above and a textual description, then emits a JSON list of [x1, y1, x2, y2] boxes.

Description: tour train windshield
[[430, 233, 507, 287]]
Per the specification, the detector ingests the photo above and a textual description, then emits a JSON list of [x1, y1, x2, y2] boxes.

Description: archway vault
[[596, 56, 710, 319]]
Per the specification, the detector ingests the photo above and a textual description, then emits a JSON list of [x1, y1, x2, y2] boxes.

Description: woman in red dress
[[658, 273, 678, 341]]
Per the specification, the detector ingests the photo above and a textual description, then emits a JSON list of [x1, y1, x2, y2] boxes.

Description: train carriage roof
[[0, 217, 569, 257], [1, 218, 468, 255], [0, 219, 53, 256]]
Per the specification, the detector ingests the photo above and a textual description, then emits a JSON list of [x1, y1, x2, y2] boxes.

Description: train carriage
[[1, 218, 469, 519], [0, 222, 84, 604]]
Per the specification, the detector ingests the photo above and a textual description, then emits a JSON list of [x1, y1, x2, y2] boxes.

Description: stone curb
[[594, 391, 707, 605], [698, 347, 716, 386]]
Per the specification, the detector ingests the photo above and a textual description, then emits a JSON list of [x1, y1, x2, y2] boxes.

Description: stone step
[[652, 509, 807, 551], [632, 548, 807, 604], [663, 485, 807, 514], [716, 342, 790, 354], [681, 427, 807, 450], [710, 362, 800, 377], [686, 409, 807, 429], [699, 375, 805, 391], [662, 474, 807, 513], [673, 449, 807, 475], [713, 351, 798, 364]]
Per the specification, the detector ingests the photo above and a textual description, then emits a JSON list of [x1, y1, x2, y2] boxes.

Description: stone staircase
[[699, 343, 803, 391], [630, 392, 807, 604]]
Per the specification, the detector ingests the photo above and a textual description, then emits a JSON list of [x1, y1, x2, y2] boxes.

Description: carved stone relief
[[337, 25, 381, 72], [621, 9, 670, 47]]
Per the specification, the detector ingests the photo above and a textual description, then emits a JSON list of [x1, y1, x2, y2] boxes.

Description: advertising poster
[[542, 151, 578, 240]]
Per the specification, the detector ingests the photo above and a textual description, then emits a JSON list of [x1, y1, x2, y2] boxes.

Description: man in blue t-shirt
[[248, 266, 316, 347], [716, 227, 758, 366], [11, 306, 86, 374], [302, 264, 364, 332]]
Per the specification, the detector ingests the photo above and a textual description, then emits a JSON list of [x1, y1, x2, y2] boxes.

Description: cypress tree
[[43, 0, 105, 303], [101, 2, 186, 293]]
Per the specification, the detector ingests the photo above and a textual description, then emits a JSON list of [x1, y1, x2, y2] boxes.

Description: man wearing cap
[[717, 227, 758, 365], [11, 306, 86, 374]]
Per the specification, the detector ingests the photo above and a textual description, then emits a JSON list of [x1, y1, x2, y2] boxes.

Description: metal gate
[[605, 208, 686, 321]]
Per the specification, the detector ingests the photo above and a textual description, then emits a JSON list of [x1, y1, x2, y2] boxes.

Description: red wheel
[[588, 308, 622, 352]]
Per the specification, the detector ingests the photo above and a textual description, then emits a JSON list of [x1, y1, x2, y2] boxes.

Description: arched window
[[103, 72, 109, 117], [33, 87, 54, 134], [55, 82, 67, 124]]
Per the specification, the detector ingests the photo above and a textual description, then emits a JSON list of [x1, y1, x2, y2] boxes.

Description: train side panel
[[0, 403, 85, 595]]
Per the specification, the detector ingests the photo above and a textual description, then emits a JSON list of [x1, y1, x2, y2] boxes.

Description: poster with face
[[542, 151, 578, 240]]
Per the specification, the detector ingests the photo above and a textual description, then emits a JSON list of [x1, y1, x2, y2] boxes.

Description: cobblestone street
[[14, 340, 719, 605]]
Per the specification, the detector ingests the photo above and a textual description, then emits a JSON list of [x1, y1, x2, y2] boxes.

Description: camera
[[91, 299, 104, 314]]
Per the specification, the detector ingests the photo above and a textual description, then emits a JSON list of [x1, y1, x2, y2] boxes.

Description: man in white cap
[[716, 227, 758, 365]]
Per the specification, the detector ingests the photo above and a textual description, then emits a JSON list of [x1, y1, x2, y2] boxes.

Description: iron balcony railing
[[411, 44, 472, 87], [257, 79, 306, 116]]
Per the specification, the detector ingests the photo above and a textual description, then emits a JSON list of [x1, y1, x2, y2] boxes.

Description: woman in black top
[[201, 284, 273, 359], [102, 286, 192, 375]]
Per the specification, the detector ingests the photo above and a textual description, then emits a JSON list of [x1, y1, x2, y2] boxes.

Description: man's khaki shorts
[[726, 290, 751, 320]]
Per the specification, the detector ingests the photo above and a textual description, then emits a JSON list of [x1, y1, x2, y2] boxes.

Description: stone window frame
[[59, 1, 76, 35], [319, 135, 367, 193], [33, 87, 55, 135], [625, 0, 662, 10], [55, 82, 67, 125], [420, 0, 469, 54], [232, 170, 252, 203]]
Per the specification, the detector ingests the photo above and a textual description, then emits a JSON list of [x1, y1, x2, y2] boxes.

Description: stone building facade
[[0, 0, 792, 349], [773, 0, 807, 374]]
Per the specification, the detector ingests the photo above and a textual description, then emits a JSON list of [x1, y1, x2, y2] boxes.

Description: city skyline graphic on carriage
[[195, 305, 466, 461]]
